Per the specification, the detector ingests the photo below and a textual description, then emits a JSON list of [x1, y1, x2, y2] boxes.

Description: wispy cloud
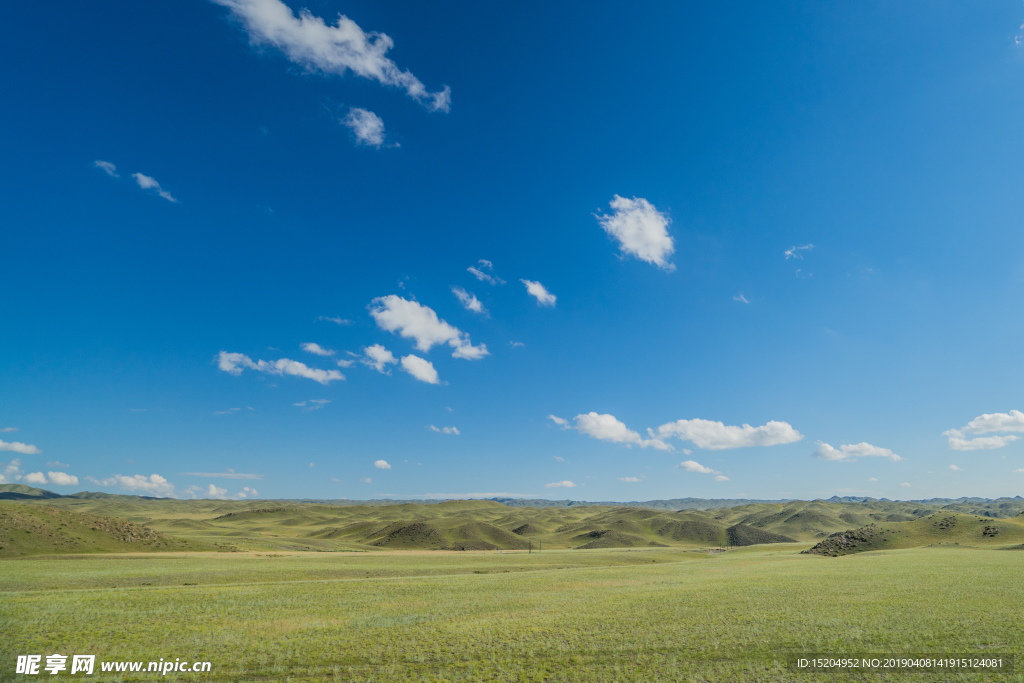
[[400, 354, 440, 384], [369, 295, 488, 359], [509, 341, 524, 348], [317, 316, 351, 325], [294, 399, 330, 411], [343, 107, 390, 148], [595, 195, 674, 270], [0, 439, 41, 455], [680, 460, 717, 474], [520, 279, 556, 307], [657, 418, 803, 450], [218, 351, 345, 384], [784, 244, 814, 259], [180, 471, 263, 480], [814, 441, 902, 462], [948, 464, 962, 471], [547, 415, 571, 429], [0, 427, 17, 432], [213, 0, 450, 111], [93, 160, 118, 177], [618, 476, 641, 482], [451, 286, 487, 315], [86, 473, 175, 497], [733, 293, 749, 304], [467, 259, 504, 285], [428, 425, 459, 435], [132, 172, 177, 202], [301, 342, 335, 356], [545, 480, 576, 488]]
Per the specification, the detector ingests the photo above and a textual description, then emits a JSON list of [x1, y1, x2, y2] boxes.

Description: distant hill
[[0, 484, 64, 500], [0, 502, 212, 556], [803, 512, 1024, 556]]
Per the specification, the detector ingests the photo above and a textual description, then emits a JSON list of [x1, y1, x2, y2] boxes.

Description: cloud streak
[[656, 419, 803, 450], [521, 280, 556, 307], [213, 0, 450, 111], [218, 351, 345, 384], [813, 442, 902, 462]]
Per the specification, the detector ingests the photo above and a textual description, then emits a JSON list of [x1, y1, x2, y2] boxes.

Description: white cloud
[[88, 474, 175, 497], [868, 477, 878, 482], [943, 411, 1024, 450], [428, 425, 460, 435], [180, 471, 263, 479], [0, 459, 24, 484], [132, 172, 177, 202], [0, 427, 17, 432], [520, 279, 556, 307], [361, 477, 372, 483], [813, 442, 902, 462], [362, 344, 398, 373], [369, 295, 488, 360], [595, 195, 675, 270], [784, 244, 814, 259], [947, 435, 1020, 451], [207, 484, 228, 498], [451, 286, 486, 315], [24, 471, 47, 485], [656, 419, 803, 450], [93, 160, 118, 177], [948, 465, 962, 471], [47, 472, 79, 486], [217, 351, 345, 384], [237, 486, 258, 498], [899, 482, 911, 487], [467, 259, 503, 285], [618, 476, 641, 482], [575, 413, 671, 450], [733, 293, 749, 304], [553, 456, 564, 461], [318, 316, 351, 325], [400, 354, 440, 384], [548, 415, 571, 429], [1015, 468, 1024, 474], [374, 460, 391, 470], [680, 460, 717, 474], [509, 341, 524, 348], [0, 439, 41, 455], [46, 461, 70, 468], [714, 475, 730, 482], [545, 480, 576, 488], [213, 0, 450, 112], [294, 399, 330, 411], [301, 342, 335, 356], [343, 107, 388, 147]]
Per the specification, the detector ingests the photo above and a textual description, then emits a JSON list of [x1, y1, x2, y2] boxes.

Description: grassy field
[[7, 494, 1024, 555], [3, 545, 1023, 682]]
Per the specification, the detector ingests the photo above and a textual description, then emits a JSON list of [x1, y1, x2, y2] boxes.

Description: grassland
[[3, 546, 1023, 682], [8, 493, 1024, 556]]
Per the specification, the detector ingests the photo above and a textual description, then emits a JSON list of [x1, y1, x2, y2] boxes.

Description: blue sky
[[2, 1, 1024, 501]]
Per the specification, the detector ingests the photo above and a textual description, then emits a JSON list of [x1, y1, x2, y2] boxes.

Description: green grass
[[11, 496, 1024, 555], [3, 546, 1023, 682]]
